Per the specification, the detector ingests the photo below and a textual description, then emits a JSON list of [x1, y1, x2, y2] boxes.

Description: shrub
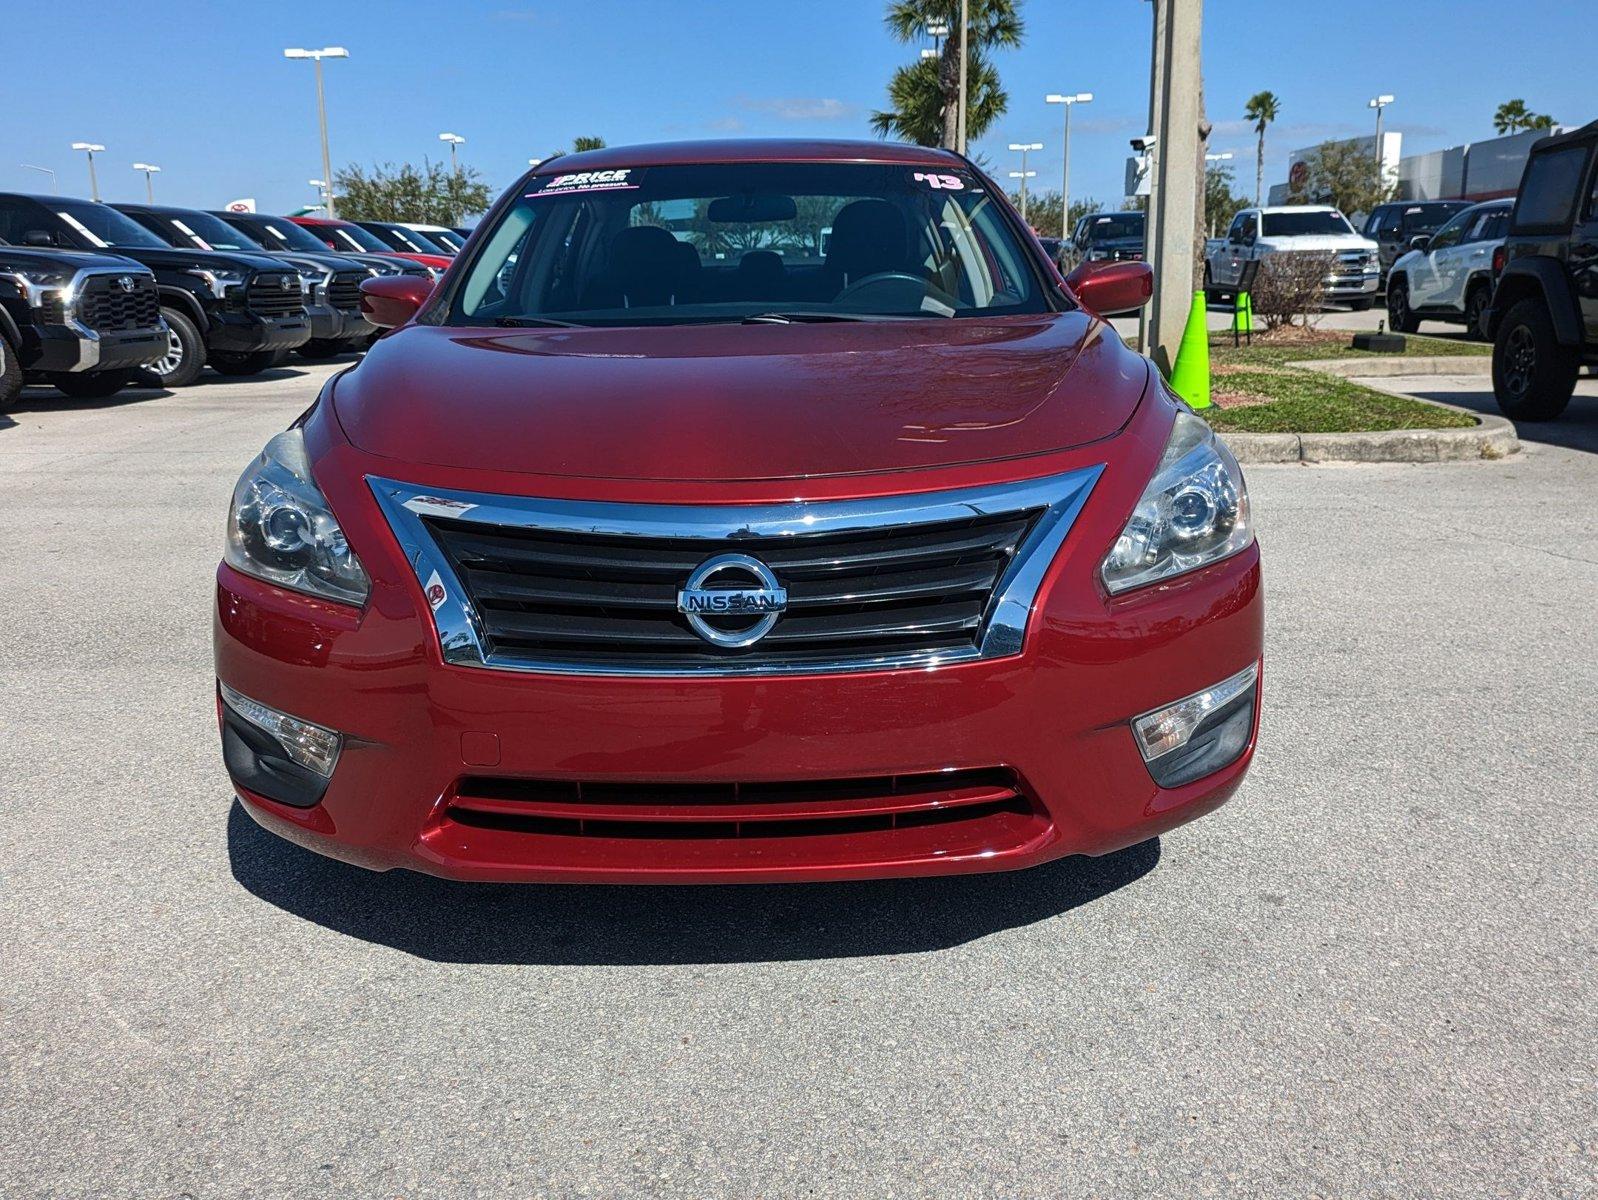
[[1250, 251, 1333, 331]]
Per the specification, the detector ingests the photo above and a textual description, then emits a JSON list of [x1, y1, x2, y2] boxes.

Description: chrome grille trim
[[368, 466, 1102, 677]]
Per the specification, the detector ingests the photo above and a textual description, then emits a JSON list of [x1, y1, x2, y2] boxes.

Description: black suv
[[1486, 121, 1598, 420], [1363, 200, 1471, 285], [0, 194, 310, 387], [1063, 211, 1145, 271], [116, 203, 376, 360], [0, 242, 166, 406]]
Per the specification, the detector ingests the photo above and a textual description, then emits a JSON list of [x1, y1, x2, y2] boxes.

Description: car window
[[1227, 212, 1249, 241], [1260, 210, 1353, 237], [1403, 204, 1466, 235], [1477, 210, 1510, 241], [1514, 145, 1588, 229], [1376, 208, 1403, 238], [0, 197, 48, 245], [1427, 210, 1470, 251], [1084, 213, 1144, 243], [452, 161, 1051, 327]]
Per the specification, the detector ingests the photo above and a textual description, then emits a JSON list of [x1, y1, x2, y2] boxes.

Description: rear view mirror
[[1064, 261, 1153, 316], [22, 230, 54, 247], [1409, 235, 1431, 252], [359, 275, 435, 329], [707, 194, 798, 223]]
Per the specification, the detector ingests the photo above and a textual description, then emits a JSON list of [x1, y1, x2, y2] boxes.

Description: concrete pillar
[[1147, 0, 1203, 376]]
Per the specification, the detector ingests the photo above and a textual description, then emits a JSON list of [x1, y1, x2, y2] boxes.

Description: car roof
[[1525, 119, 1596, 152], [1257, 204, 1341, 214], [527, 138, 966, 175]]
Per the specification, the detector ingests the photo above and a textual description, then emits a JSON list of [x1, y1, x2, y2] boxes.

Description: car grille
[[444, 768, 1035, 840], [76, 273, 161, 332], [371, 469, 1101, 677], [246, 271, 305, 318], [424, 509, 1037, 670], [327, 270, 365, 312]]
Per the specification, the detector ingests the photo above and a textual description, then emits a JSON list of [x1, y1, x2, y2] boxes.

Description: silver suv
[[1385, 200, 1511, 339]]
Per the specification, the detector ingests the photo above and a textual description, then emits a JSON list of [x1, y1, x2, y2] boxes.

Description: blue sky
[[5, 0, 1589, 217]]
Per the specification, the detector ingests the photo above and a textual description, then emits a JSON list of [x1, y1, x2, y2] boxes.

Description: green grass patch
[[1202, 366, 1476, 434], [1209, 330, 1489, 368]]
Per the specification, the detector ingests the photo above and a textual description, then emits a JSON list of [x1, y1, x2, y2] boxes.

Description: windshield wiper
[[493, 315, 586, 328], [741, 311, 921, 325]]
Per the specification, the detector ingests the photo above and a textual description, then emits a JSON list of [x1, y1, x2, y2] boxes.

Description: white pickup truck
[[1205, 205, 1381, 310]]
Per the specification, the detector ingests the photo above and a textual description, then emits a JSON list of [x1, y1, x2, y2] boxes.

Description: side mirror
[[359, 275, 434, 329], [1064, 260, 1153, 316], [22, 229, 55, 247], [1409, 235, 1431, 252]]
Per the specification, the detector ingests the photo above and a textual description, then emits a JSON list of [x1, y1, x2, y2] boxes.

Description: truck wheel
[[0, 336, 22, 410], [1493, 298, 1579, 421], [209, 350, 279, 376], [50, 370, 134, 399], [1385, 278, 1419, 333], [297, 338, 346, 360], [1463, 284, 1491, 341], [146, 307, 206, 388]]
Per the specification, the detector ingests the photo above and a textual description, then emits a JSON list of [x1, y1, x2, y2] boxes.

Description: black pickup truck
[[0, 193, 310, 386], [0, 242, 167, 406], [1487, 120, 1598, 420], [116, 203, 377, 360]]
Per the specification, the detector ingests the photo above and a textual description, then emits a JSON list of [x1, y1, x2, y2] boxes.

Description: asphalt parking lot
[[2, 359, 1594, 1198]]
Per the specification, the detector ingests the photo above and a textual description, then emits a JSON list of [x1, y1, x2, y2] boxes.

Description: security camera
[[1130, 134, 1158, 153]]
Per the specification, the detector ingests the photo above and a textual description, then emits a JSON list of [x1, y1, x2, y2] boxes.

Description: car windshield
[[52, 199, 168, 249], [1086, 213, 1144, 242], [375, 225, 446, 254], [1403, 204, 1467, 234], [1261, 210, 1354, 237], [163, 210, 262, 252], [237, 215, 331, 253], [451, 161, 1049, 327], [319, 223, 389, 253], [424, 228, 466, 252]]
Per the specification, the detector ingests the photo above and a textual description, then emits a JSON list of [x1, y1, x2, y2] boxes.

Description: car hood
[[332, 312, 1147, 482], [0, 246, 150, 273], [1260, 235, 1377, 254], [103, 245, 301, 273]]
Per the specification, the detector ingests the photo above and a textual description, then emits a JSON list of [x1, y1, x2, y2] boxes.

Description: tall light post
[[132, 162, 161, 204], [1009, 170, 1038, 223], [957, 0, 969, 153], [1368, 94, 1394, 190], [70, 143, 105, 201], [309, 179, 329, 212], [20, 164, 57, 192], [438, 132, 466, 175], [1045, 92, 1093, 238], [284, 47, 349, 219]]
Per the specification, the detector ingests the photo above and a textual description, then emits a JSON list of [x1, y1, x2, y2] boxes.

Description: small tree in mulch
[[1251, 252, 1334, 331]]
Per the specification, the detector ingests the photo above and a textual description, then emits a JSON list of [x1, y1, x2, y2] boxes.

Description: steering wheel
[[833, 270, 938, 310]]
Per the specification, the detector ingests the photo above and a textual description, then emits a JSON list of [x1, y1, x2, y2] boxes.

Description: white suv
[[1206, 205, 1381, 310], [1384, 200, 1511, 340]]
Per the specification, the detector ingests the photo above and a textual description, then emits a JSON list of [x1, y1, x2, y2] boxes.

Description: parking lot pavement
[[2, 364, 1595, 1198]]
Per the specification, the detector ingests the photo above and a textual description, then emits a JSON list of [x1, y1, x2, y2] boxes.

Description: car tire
[[1463, 283, 1491, 342], [49, 369, 134, 399], [0, 335, 22, 410], [145, 307, 207, 388], [209, 350, 279, 376], [1347, 298, 1374, 311], [1493, 298, 1579, 421], [297, 338, 346, 360], [1386, 278, 1420, 333]]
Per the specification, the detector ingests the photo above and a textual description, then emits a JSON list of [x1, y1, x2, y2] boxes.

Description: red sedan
[[289, 215, 453, 277], [215, 139, 1261, 883]]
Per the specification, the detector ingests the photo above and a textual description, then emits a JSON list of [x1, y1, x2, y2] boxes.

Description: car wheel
[[209, 350, 279, 376], [1492, 298, 1580, 421], [1347, 298, 1374, 311], [0, 336, 22, 410], [297, 338, 346, 360], [145, 307, 206, 388], [1463, 284, 1491, 341], [49, 369, 134, 399], [1386, 279, 1419, 333]]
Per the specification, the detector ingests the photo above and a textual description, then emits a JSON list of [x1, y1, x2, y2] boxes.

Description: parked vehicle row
[[0, 189, 464, 406]]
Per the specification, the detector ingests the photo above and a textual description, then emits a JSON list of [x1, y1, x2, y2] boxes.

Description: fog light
[[220, 682, 341, 776], [1132, 663, 1258, 789]]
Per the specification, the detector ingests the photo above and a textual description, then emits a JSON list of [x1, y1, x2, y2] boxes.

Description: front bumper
[[24, 322, 168, 374], [208, 310, 311, 355], [307, 302, 374, 343], [1323, 271, 1379, 298], [214, 391, 1264, 884]]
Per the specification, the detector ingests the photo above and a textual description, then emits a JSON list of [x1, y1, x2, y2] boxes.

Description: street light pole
[[1008, 143, 1042, 224], [20, 164, 57, 192], [1046, 93, 1093, 238], [957, 0, 969, 154], [132, 163, 161, 204], [1368, 94, 1394, 190], [70, 143, 105, 201], [284, 47, 349, 219], [438, 132, 465, 176], [309, 179, 329, 212]]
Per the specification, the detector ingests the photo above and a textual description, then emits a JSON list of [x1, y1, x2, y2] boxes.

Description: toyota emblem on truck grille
[[115, 275, 136, 293], [677, 553, 788, 648]]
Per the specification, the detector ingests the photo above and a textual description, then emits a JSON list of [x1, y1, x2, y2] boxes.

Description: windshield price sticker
[[528, 169, 642, 198]]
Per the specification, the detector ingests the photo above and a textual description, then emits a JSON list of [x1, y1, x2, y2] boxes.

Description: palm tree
[[1494, 100, 1556, 135], [872, 0, 1024, 149], [1243, 91, 1281, 205]]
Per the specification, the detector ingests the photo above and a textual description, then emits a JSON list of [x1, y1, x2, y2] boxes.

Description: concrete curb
[[1217, 360, 1518, 464]]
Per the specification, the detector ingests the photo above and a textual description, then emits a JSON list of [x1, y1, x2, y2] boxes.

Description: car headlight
[[1, 267, 78, 308], [1101, 408, 1253, 594], [225, 427, 369, 605], [295, 265, 331, 297], [185, 266, 248, 299], [1087, 248, 1111, 261]]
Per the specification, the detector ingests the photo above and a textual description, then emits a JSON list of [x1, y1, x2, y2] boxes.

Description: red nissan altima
[[214, 139, 1262, 884]]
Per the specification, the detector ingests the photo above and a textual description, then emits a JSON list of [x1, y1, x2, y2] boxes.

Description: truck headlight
[[1102, 408, 1253, 594], [225, 427, 369, 605], [185, 266, 248, 299]]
